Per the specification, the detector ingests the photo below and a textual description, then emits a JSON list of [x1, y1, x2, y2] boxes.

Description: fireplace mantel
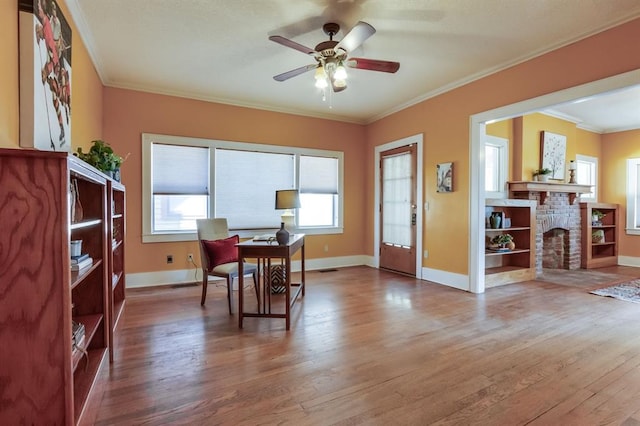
[[508, 181, 592, 205]]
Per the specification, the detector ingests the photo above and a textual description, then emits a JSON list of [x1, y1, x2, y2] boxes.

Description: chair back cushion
[[201, 235, 239, 271]]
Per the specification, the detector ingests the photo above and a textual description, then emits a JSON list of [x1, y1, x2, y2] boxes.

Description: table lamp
[[275, 189, 301, 242]]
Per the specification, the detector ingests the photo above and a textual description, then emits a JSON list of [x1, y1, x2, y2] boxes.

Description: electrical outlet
[[187, 253, 193, 262], [324, 244, 329, 252], [167, 255, 173, 264]]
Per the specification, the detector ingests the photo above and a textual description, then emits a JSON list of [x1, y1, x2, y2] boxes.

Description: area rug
[[590, 279, 640, 303]]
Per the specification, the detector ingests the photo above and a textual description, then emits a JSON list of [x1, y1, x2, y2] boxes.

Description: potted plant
[[592, 209, 606, 225], [490, 233, 515, 250], [75, 140, 124, 181], [533, 167, 552, 182]]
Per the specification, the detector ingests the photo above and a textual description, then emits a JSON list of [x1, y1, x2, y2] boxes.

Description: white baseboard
[[421, 267, 470, 292], [618, 256, 640, 268], [126, 255, 372, 289]]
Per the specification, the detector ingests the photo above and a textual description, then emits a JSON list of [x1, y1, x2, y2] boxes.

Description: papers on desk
[[253, 234, 275, 242]]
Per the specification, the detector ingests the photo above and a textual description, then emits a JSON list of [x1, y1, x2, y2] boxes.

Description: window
[[627, 158, 640, 236], [151, 144, 209, 232], [299, 155, 338, 227], [142, 133, 343, 242], [485, 135, 509, 199], [576, 154, 598, 202]]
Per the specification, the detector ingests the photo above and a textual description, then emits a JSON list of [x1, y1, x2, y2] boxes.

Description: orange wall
[[3, 3, 640, 277], [103, 88, 367, 273], [521, 113, 587, 180], [488, 116, 603, 183], [0, 0, 103, 149], [366, 18, 640, 275], [601, 129, 640, 258]]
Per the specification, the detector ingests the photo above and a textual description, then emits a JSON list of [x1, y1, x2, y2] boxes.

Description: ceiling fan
[[269, 21, 400, 93]]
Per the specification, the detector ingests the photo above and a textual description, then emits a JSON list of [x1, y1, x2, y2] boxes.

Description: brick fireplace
[[508, 181, 592, 274]]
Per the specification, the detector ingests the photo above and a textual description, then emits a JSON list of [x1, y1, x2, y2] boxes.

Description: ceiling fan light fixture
[[333, 78, 346, 88], [334, 62, 347, 81], [314, 66, 328, 89]]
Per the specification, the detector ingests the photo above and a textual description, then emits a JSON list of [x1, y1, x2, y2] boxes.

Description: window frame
[[626, 158, 640, 236], [576, 154, 598, 202], [484, 135, 509, 199], [142, 133, 344, 243]]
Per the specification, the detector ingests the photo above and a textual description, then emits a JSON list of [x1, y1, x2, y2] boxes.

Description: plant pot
[[538, 175, 549, 182]]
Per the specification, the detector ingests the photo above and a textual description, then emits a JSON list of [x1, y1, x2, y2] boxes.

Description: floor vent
[[318, 268, 338, 273]]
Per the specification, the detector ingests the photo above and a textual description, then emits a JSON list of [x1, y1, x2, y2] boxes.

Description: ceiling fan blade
[[269, 35, 316, 55], [335, 21, 375, 53], [273, 64, 318, 82], [347, 58, 400, 73]]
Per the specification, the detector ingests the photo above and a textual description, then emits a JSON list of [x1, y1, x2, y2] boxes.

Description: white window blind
[[151, 144, 209, 232], [300, 156, 338, 194], [215, 149, 294, 229], [152, 144, 209, 194]]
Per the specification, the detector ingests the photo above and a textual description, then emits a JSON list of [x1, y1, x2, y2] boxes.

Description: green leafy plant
[[592, 209, 606, 220], [491, 233, 514, 245], [533, 167, 552, 176], [75, 140, 124, 172]]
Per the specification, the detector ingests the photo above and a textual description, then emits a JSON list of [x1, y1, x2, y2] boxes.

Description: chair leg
[[226, 277, 234, 315], [200, 272, 208, 306]]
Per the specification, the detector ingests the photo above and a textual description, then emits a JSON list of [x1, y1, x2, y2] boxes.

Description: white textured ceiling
[[66, 0, 640, 128]]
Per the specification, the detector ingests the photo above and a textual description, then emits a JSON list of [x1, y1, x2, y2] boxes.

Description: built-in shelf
[[580, 202, 619, 268], [485, 198, 537, 288]]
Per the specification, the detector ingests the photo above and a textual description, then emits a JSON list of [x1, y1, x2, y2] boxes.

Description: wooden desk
[[237, 234, 305, 330]]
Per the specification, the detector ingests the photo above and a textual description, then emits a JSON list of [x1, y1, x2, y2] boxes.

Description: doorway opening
[[470, 69, 640, 293]]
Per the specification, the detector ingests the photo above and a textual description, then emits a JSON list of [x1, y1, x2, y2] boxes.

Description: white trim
[[126, 255, 372, 288], [470, 69, 640, 294], [374, 134, 424, 279], [619, 256, 640, 267], [421, 268, 469, 292]]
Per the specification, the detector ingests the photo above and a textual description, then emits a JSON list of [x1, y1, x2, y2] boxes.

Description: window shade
[[152, 144, 209, 194], [215, 149, 294, 229], [299, 156, 338, 194]]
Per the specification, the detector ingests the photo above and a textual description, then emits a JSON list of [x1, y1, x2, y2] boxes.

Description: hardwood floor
[[93, 266, 640, 425]]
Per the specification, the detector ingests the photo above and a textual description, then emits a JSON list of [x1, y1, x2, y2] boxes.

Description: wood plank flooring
[[93, 266, 640, 425]]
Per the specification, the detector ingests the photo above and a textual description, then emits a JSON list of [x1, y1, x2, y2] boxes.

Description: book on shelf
[[71, 256, 93, 271], [253, 234, 275, 242], [70, 253, 90, 264]]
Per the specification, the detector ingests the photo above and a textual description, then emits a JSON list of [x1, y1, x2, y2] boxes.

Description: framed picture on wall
[[437, 162, 453, 193], [540, 131, 566, 180], [19, 0, 72, 151]]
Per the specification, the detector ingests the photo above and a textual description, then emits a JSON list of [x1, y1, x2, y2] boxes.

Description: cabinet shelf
[[485, 248, 530, 256], [72, 313, 104, 372], [580, 202, 618, 269], [0, 150, 122, 424], [70, 259, 102, 290], [70, 219, 102, 230], [485, 199, 536, 287]]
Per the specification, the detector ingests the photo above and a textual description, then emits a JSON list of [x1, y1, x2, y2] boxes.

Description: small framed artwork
[[437, 162, 453, 193], [540, 131, 566, 180], [19, 0, 73, 151]]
